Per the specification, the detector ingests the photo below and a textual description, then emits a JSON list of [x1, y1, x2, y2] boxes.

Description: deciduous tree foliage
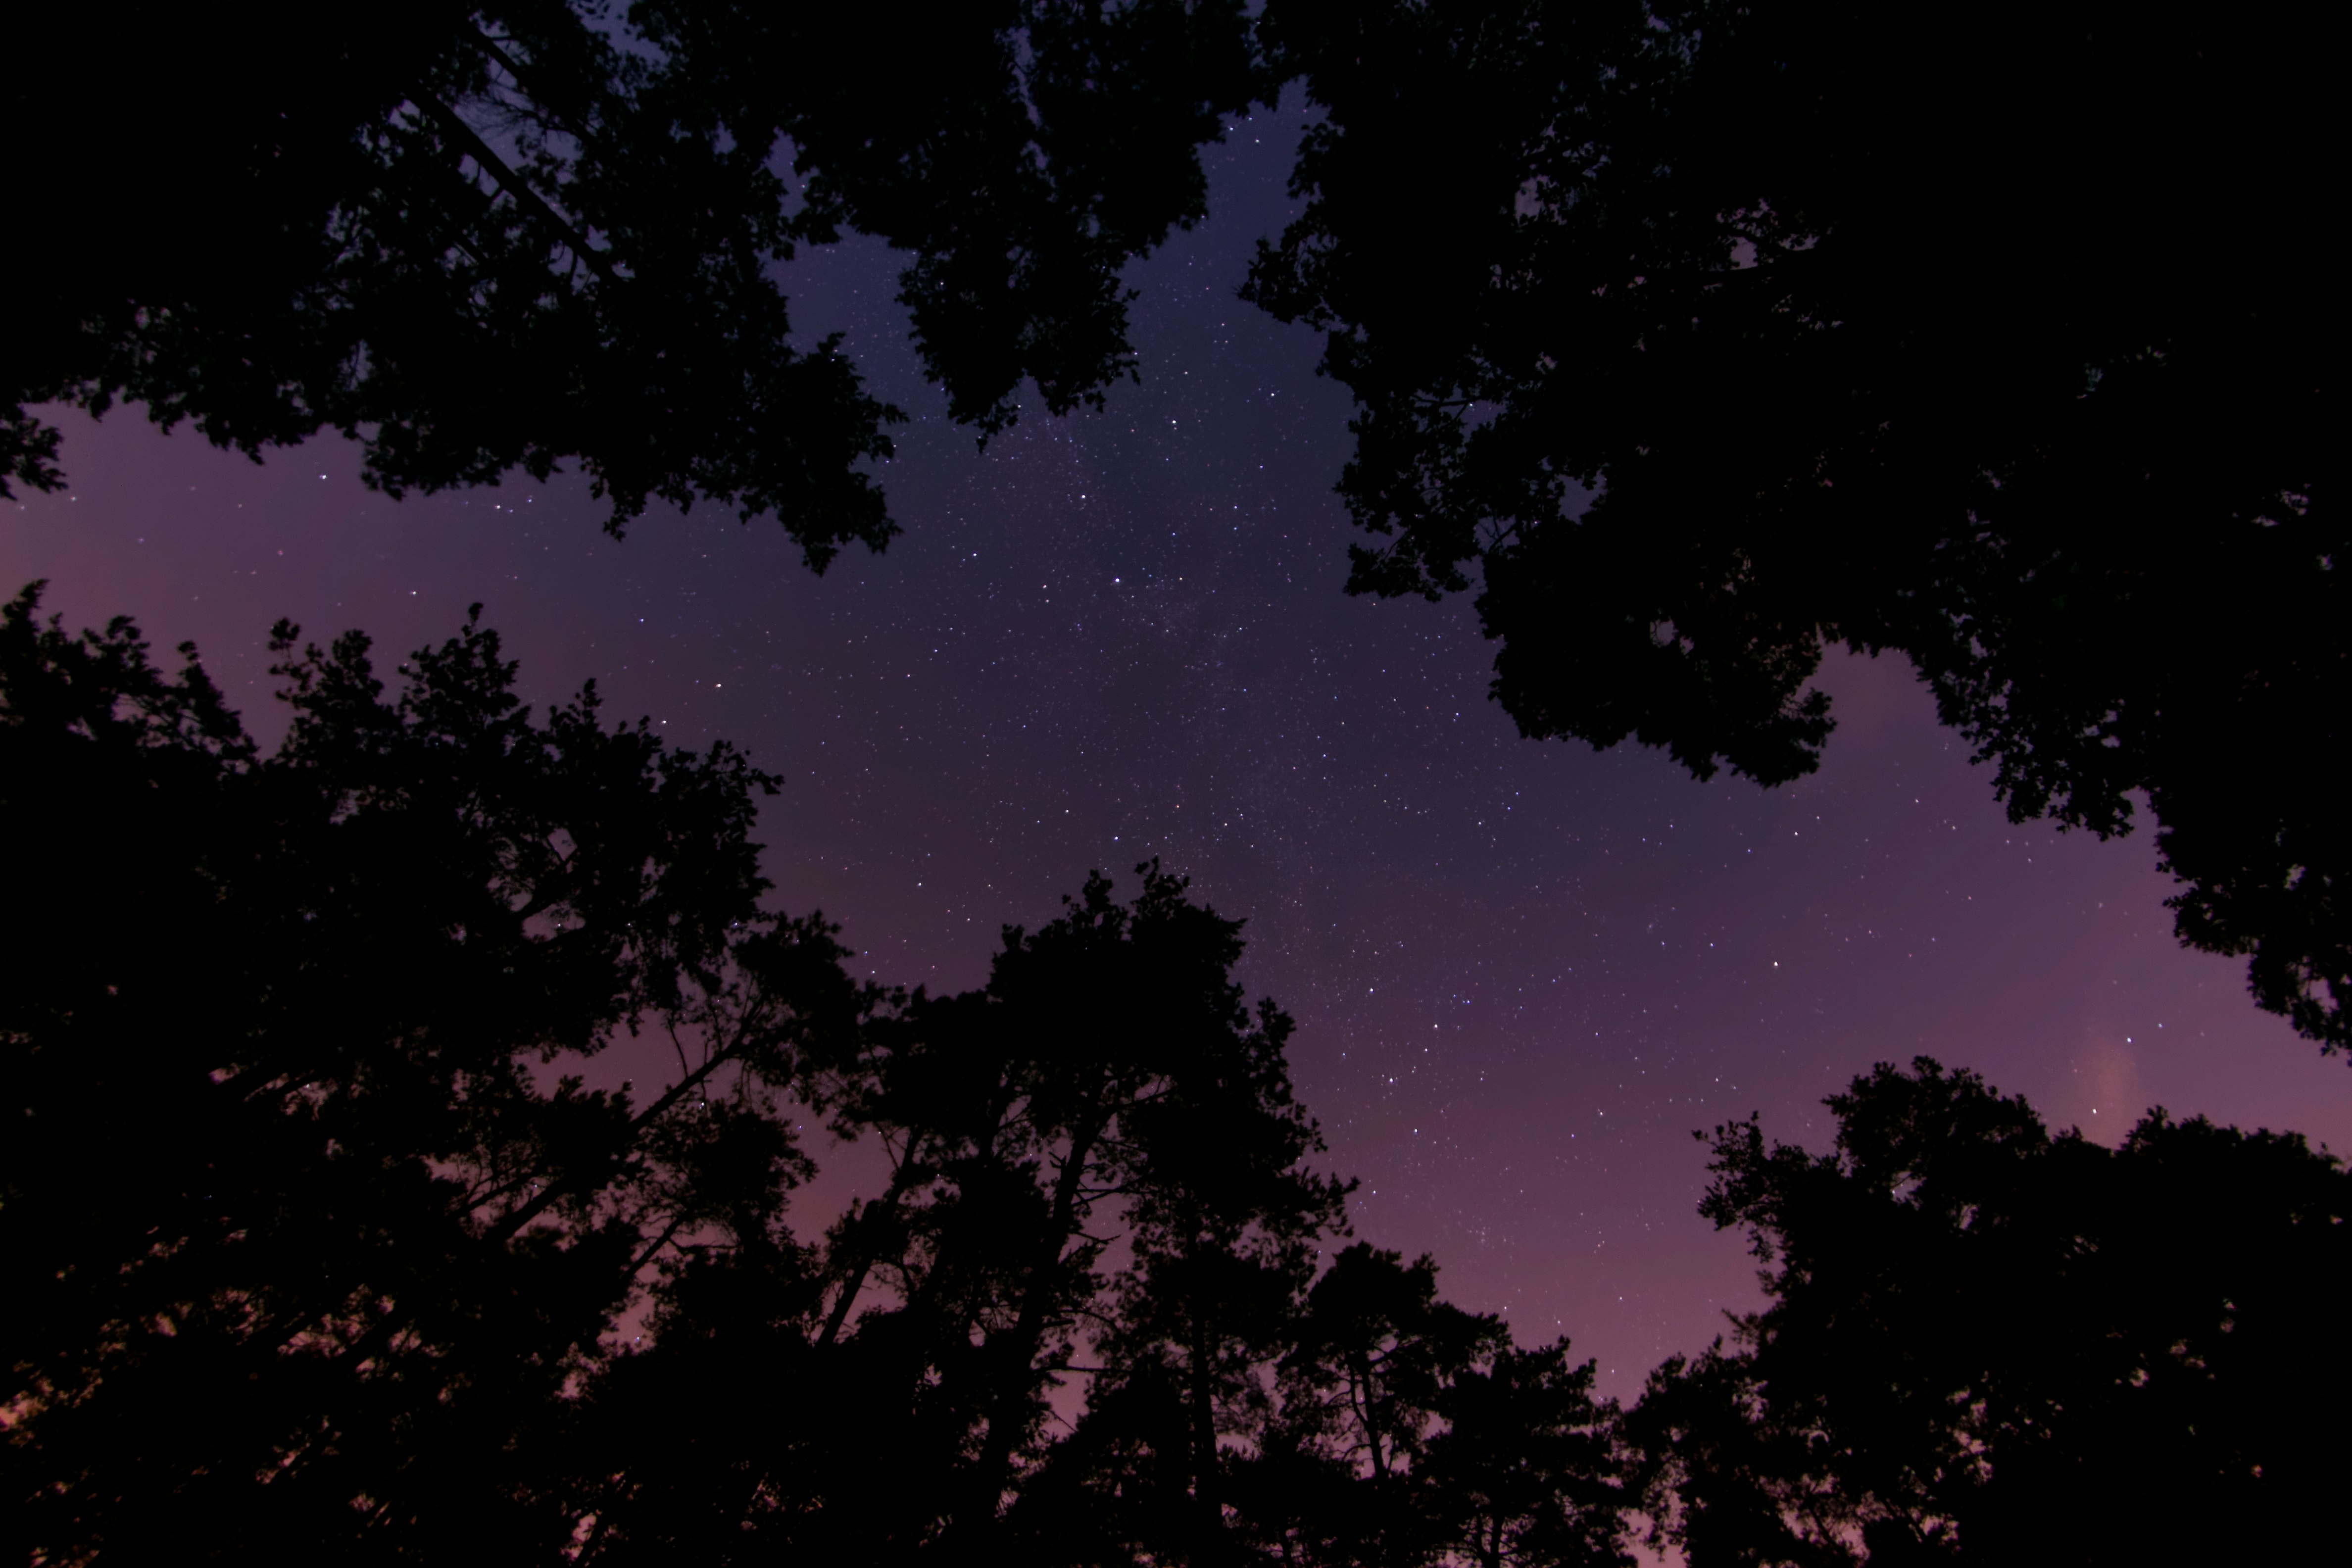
[[3, 1, 1261, 564], [1630, 1059, 2350, 1565], [8, 593, 2342, 1561], [7, 3, 2339, 1054], [0, 588, 1628, 1565], [0, 582, 868, 1560], [1248, 0, 2345, 1050]]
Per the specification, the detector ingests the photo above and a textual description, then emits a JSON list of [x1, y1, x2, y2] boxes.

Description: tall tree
[[398, 845, 1370, 1565], [0, 584, 871, 1562], [4, 1, 1261, 564], [1241, 1245, 1627, 1568], [1631, 1058, 2350, 1564], [1273, 1246, 1514, 1564], [1022, 959, 1353, 1563], [1421, 1341, 1630, 1568], [1014, 1239, 1634, 1568], [0, 588, 1658, 1566], [1248, 1, 2345, 1050]]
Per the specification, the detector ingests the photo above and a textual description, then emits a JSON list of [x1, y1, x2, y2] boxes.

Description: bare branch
[[406, 88, 619, 286]]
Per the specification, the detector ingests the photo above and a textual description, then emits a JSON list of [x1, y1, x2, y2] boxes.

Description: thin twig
[[406, 88, 620, 286]]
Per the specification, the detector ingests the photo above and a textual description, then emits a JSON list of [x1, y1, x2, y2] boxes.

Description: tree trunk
[[937, 1109, 1106, 1554], [1188, 1285, 1222, 1565], [815, 1153, 926, 1349]]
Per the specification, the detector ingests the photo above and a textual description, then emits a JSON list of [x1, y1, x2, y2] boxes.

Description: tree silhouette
[[1272, 1246, 1514, 1563], [4, 2, 1261, 564], [3, 588, 1631, 1563], [1631, 1058, 2349, 1564], [1247, 1, 2344, 1051], [1235, 1245, 1626, 1568], [1421, 1341, 1631, 1568], [41, 587, 2335, 1560], [731, 864, 1355, 1561], [17, 6, 2337, 1050], [0, 583, 871, 1561]]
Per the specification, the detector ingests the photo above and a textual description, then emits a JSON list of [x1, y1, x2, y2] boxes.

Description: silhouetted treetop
[[1631, 1058, 2349, 1564], [11, 3, 2340, 1052], [0, 581, 871, 1560], [2, 589, 1630, 1563], [1249, 0, 2345, 1051], [15, 588, 2341, 1560], [5, 1, 1262, 563]]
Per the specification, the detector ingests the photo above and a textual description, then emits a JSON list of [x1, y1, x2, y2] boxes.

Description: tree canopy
[[1633, 1058, 2348, 1565], [1248, 0, 2343, 1049], [12, 2, 2334, 1054], [4, 0, 1261, 565], [5, 591, 2339, 1560], [0, 587, 1629, 1564], [0, 582, 865, 1557]]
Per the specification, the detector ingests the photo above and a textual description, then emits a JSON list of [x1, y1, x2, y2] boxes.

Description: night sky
[[11, 106, 2348, 1400]]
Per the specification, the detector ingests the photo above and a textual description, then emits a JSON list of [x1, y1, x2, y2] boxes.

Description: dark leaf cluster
[[4, 1, 1264, 565], [0, 592, 1628, 1566], [5, 596, 2339, 1561], [1247, 0, 2343, 1047], [1634, 1059, 2350, 1565], [6, 3, 2340, 1054]]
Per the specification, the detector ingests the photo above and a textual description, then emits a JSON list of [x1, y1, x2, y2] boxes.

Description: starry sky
[[10, 105, 2348, 1400]]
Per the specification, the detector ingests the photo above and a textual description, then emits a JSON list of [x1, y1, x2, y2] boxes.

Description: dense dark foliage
[[0, 582, 866, 1559], [7, 594, 2341, 1561], [1248, 0, 2344, 1050], [7, 2, 2339, 1052], [0, 590, 1627, 1564], [1634, 1059, 2349, 1564], [3, 1, 1260, 563], [6, 6, 2345, 1556]]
